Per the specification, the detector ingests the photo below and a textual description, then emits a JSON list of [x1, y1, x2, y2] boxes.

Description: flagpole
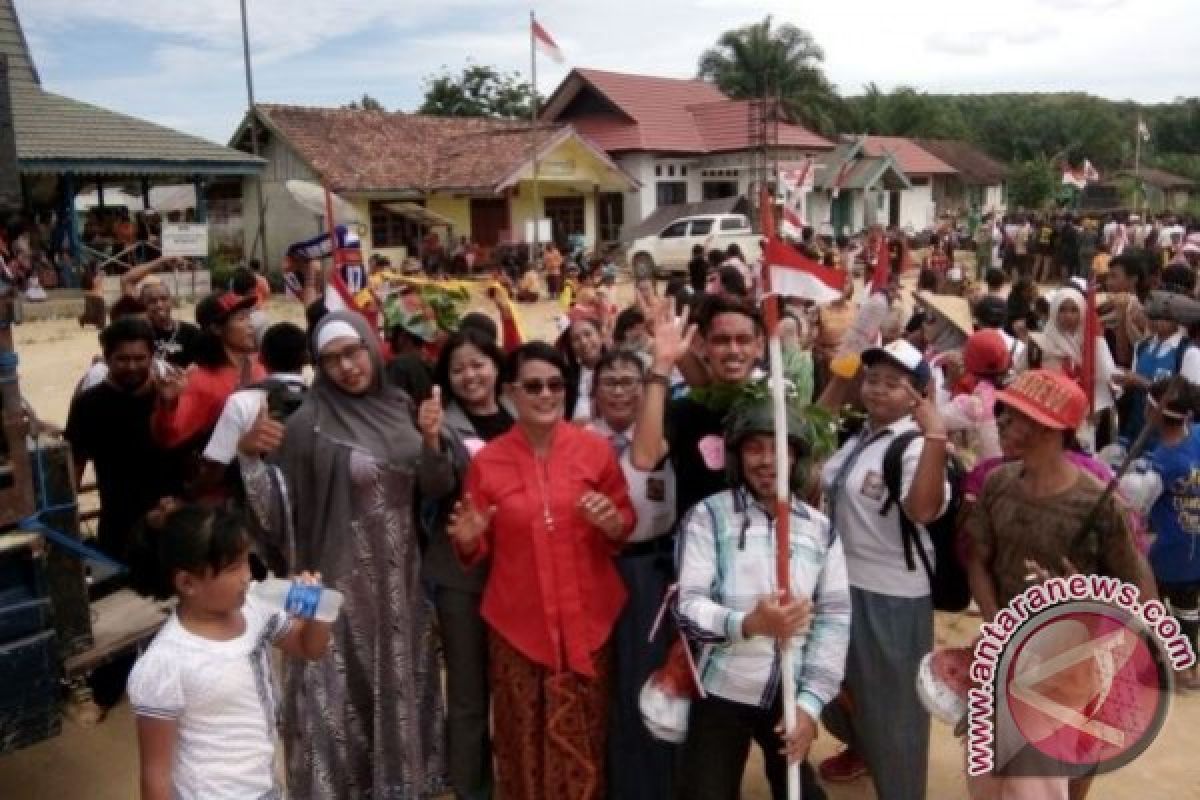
[[529, 11, 542, 263], [1134, 116, 1143, 215], [239, 0, 269, 269], [764, 293, 801, 800]]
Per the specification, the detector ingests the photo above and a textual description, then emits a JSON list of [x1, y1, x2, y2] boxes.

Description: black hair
[[557, 315, 605, 374], [663, 276, 690, 302], [691, 243, 705, 256], [231, 267, 257, 296], [127, 505, 250, 601], [1162, 264, 1196, 294], [985, 268, 1007, 291], [917, 268, 939, 291], [100, 316, 155, 359], [696, 294, 764, 336], [259, 322, 308, 375], [1149, 379, 1200, 420], [435, 328, 506, 404], [248, 259, 263, 273], [725, 243, 743, 259], [1109, 250, 1150, 298], [459, 311, 499, 343], [707, 249, 725, 268], [108, 295, 146, 324], [613, 306, 647, 345], [715, 264, 748, 297], [505, 340, 567, 384], [591, 349, 645, 395]]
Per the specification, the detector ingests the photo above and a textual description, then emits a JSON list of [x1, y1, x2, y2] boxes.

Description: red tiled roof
[[687, 100, 831, 152], [859, 135, 956, 176], [544, 68, 832, 154], [255, 104, 516, 190], [572, 68, 724, 152], [253, 105, 630, 192]]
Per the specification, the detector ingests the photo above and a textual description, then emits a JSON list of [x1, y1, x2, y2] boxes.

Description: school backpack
[[879, 431, 971, 612]]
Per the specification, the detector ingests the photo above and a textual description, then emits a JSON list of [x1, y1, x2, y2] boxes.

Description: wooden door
[[470, 197, 508, 247]]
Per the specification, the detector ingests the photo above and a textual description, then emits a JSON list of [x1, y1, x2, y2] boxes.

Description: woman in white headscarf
[[1019, 287, 1120, 446]]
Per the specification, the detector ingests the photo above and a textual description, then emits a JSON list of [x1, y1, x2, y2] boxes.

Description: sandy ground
[[1, 287, 1198, 798]]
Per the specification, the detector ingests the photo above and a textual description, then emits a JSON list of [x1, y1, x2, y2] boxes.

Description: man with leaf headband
[[676, 384, 848, 799]]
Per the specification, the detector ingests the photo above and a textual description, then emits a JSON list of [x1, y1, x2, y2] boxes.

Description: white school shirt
[[820, 416, 950, 598], [588, 418, 676, 542], [127, 596, 291, 800], [203, 373, 306, 465]]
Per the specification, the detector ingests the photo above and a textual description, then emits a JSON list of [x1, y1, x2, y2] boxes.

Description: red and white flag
[[763, 238, 846, 304], [779, 159, 814, 239], [1061, 160, 1100, 190], [532, 18, 564, 64], [830, 159, 852, 198]]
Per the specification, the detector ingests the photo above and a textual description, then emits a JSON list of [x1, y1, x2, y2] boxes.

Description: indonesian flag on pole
[[830, 159, 852, 198], [779, 159, 813, 239], [532, 19, 564, 63], [1061, 160, 1100, 190], [763, 237, 845, 304]]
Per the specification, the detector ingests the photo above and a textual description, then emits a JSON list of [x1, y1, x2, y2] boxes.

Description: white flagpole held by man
[[764, 291, 802, 800]]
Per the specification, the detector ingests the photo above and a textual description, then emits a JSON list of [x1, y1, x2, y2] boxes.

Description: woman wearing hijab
[[240, 311, 454, 799], [448, 341, 635, 800], [1018, 287, 1120, 448]]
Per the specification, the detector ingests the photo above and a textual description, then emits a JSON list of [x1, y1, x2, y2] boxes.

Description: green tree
[[1008, 157, 1058, 210], [418, 64, 539, 119], [844, 84, 969, 139], [342, 94, 385, 111], [696, 16, 844, 135]]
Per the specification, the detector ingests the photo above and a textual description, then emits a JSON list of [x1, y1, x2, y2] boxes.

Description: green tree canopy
[[418, 64, 539, 119], [342, 94, 385, 111], [696, 15, 844, 135]]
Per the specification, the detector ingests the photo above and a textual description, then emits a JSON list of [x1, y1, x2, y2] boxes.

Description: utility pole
[[240, 0, 270, 269]]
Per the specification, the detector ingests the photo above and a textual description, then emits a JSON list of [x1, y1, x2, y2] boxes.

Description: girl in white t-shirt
[[126, 504, 332, 800]]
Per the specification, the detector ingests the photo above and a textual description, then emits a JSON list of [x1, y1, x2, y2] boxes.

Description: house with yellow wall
[[229, 104, 636, 268]]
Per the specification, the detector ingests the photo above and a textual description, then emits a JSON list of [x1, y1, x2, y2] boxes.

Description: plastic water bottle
[[249, 579, 344, 623]]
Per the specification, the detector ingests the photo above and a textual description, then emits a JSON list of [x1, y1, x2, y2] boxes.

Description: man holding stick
[[675, 389, 849, 799]]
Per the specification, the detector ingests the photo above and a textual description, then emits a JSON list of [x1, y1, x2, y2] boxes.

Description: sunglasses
[[517, 377, 566, 396]]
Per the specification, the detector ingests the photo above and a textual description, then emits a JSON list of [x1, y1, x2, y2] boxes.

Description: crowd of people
[[56, 209, 1200, 800]]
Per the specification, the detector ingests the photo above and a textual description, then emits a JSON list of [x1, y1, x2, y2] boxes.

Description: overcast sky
[[15, 0, 1198, 145]]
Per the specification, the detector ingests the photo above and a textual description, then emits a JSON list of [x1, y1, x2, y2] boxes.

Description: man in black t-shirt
[[632, 295, 764, 518], [141, 280, 201, 367], [65, 317, 181, 562]]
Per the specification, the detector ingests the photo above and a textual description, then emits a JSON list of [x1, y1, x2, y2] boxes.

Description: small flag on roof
[[532, 18, 564, 64], [763, 238, 846, 305]]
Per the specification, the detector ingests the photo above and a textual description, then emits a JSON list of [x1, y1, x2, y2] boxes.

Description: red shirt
[[463, 422, 635, 676], [152, 361, 266, 448]]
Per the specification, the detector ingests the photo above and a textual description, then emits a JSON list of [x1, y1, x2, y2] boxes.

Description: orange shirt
[[152, 361, 266, 448], [463, 422, 635, 675]]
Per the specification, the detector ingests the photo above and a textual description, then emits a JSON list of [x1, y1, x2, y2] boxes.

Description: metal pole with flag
[[528, 13, 563, 261], [763, 291, 801, 800], [1135, 116, 1149, 214]]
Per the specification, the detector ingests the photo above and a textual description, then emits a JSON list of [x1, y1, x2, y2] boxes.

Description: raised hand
[[239, 404, 285, 457], [447, 492, 496, 551], [648, 298, 698, 374], [417, 386, 444, 450], [577, 490, 623, 540], [156, 364, 188, 406], [903, 381, 947, 438]]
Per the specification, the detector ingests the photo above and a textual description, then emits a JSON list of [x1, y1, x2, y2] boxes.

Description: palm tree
[[697, 16, 843, 135]]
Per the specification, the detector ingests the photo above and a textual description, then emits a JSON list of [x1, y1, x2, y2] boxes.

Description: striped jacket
[[676, 489, 851, 719]]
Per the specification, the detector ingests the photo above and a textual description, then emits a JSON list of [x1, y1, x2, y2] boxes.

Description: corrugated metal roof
[[3, 1, 260, 174], [687, 100, 831, 152], [0, 0, 39, 92], [13, 88, 263, 171]]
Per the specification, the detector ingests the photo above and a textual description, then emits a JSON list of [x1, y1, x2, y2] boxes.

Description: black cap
[[195, 291, 256, 330]]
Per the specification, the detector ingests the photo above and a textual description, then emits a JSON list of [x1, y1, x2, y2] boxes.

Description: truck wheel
[[632, 253, 654, 280]]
